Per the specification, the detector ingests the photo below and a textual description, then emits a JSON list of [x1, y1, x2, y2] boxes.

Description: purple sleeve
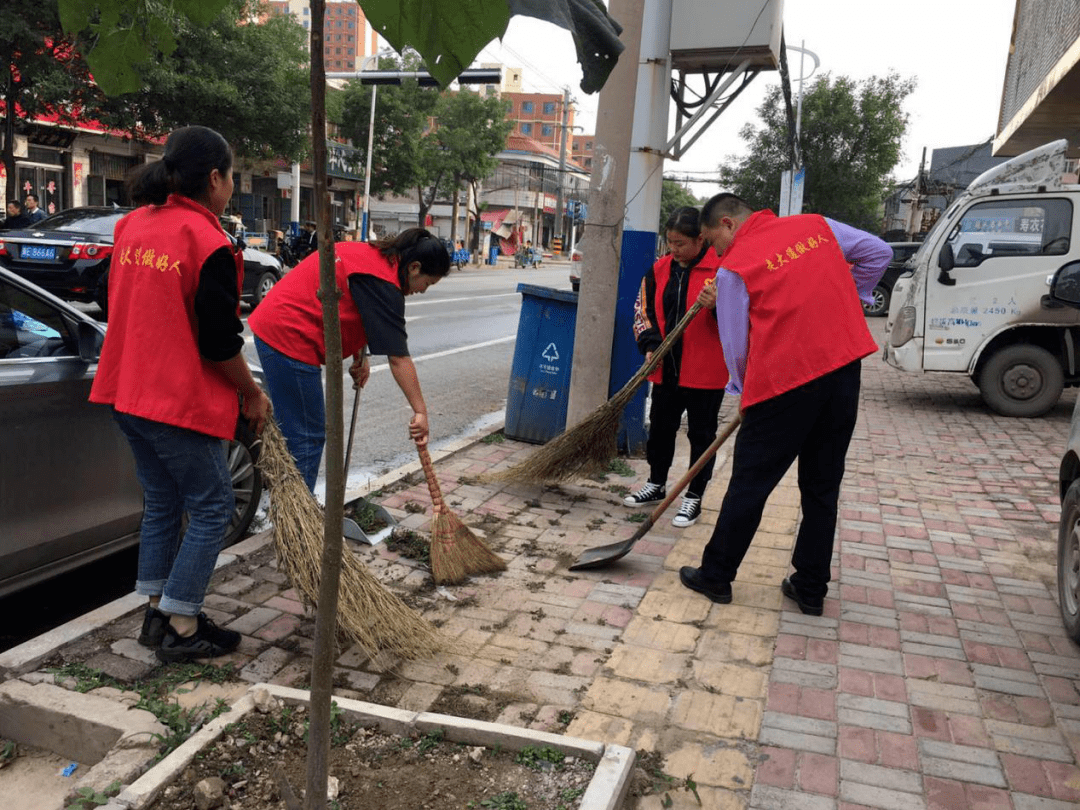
[[824, 217, 893, 303], [714, 266, 749, 396]]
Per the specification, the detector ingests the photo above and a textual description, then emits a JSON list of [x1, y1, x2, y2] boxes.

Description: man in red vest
[[679, 193, 891, 616]]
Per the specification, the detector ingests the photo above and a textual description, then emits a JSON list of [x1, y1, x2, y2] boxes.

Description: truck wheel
[[978, 344, 1064, 417], [862, 284, 890, 317], [1059, 478, 1080, 644], [251, 271, 277, 308]]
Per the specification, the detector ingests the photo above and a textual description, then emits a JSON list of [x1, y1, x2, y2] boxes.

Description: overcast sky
[[476, 0, 1017, 200]]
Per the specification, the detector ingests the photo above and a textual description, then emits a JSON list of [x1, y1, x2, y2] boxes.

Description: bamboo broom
[[487, 295, 710, 485], [258, 417, 441, 660], [417, 444, 507, 585]]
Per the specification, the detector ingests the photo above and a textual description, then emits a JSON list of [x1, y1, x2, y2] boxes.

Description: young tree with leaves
[[659, 179, 700, 232], [718, 72, 916, 231], [435, 89, 513, 245]]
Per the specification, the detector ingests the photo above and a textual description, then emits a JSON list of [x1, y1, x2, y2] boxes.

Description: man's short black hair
[[701, 193, 754, 227]]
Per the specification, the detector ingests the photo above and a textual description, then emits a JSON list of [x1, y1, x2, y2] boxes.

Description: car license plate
[[21, 245, 57, 261]]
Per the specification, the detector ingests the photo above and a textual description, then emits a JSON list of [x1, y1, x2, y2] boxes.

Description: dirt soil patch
[[146, 702, 596, 810]]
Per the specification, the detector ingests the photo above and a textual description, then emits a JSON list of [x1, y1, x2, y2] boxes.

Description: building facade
[[266, 0, 378, 72]]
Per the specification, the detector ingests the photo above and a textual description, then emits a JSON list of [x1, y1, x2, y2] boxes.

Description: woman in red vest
[[248, 229, 450, 491], [625, 206, 728, 527], [678, 193, 891, 616], [90, 126, 271, 663]]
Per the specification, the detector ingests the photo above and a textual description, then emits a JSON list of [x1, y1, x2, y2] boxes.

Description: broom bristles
[[258, 418, 441, 660], [431, 510, 507, 586]]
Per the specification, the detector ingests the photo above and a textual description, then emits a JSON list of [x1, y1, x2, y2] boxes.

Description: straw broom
[[258, 417, 441, 659], [487, 296, 709, 485], [417, 444, 507, 585]]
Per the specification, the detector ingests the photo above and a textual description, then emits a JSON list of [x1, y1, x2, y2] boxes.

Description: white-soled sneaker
[[623, 481, 666, 507], [672, 495, 701, 527]]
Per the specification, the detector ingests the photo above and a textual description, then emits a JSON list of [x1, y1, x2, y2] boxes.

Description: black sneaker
[[679, 566, 732, 604], [155, 613, 241, 663], [781, 578, 824, 616], [672, 496, 701, 528], [624, 481, 666, 507], [138, 606, 168, 648]]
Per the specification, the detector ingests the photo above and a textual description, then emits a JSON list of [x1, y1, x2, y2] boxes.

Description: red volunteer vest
[[89, 195, 244, 440], [723, 210, 878, 408], [647, 251, 729, 389], [248, 241, 401, 365]]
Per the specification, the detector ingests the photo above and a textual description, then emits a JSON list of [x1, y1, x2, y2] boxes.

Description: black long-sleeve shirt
[[193, 246, 245, 361]]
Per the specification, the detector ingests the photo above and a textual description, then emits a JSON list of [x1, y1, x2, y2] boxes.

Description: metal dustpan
[[570, 414, 741, 570]]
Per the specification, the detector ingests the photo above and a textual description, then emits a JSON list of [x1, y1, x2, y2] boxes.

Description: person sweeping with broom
[[624, 206, 728, 528], [248, 228, 450, 492], [90, 125, 271, 663]]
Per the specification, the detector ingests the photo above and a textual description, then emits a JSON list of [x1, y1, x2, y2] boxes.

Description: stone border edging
[[116, 682, 635, 810]]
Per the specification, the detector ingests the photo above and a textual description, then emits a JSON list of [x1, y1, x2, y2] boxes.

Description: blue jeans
[[113, 411, 234, 616], [254, 335, 325, 490]]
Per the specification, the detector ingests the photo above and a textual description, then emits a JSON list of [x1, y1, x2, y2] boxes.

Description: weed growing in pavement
[[65, 779, 121, 809], [475, 790, 528, 809], [636, 749, 703, 806], [386, 526, 431, 565], [47, 662, 239, 760], [416, 728, 445, 754], [481, 432, 506, 444], [403, 500, 426, 514], [626, 512, 648, 523], [0, 738, 17, 767], [515, 745, 566, 770]]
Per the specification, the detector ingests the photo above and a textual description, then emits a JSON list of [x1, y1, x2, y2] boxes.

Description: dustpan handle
[[417, 445, 443, 513]]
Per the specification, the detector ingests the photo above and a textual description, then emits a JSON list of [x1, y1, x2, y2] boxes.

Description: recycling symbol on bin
[[541, 342, 560, 362]]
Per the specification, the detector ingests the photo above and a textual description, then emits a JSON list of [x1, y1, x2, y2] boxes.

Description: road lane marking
[[406, 293, 519, 306], [368, 335, 516, 373]]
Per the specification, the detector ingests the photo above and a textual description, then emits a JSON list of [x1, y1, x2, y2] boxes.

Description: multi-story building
[[570, 134, 596, 172], [266, 0, 378, 72]]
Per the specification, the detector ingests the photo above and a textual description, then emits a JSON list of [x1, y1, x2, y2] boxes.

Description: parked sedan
[[0, 207, 283, 320], [0, 268, 262, 598]]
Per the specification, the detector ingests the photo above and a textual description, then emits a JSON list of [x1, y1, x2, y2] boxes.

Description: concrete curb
[[114, 683, 635, 810], [0, 417, 506, 680]]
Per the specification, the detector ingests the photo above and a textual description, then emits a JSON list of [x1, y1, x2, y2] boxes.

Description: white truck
[[884, 139, 1080, 417]]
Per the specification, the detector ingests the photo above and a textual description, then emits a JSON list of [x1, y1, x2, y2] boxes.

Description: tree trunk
[[449, 174, 461, 245], [303, 1, 346, 808], [3, 81, 17, 203]]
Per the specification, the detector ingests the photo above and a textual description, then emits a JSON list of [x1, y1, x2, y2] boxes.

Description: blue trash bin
[[505, 284, 579, 444]]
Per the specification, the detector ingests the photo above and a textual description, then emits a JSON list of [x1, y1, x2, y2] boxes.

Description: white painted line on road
[[369, 335, 516, 373], [406, 293, 519, 306]]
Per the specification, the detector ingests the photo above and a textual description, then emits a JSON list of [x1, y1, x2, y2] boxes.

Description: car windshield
[[35, 209, 127, 236]]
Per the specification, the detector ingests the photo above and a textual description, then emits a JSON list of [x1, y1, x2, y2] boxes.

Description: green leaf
[[361, 0, 511, 89], [86, 29, 151, 95], [56, 0, 91, 34], [359, 0, 623, 93]]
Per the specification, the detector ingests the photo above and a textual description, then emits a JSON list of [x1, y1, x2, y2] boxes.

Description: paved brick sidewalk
[[3, 319, 1080, 809]]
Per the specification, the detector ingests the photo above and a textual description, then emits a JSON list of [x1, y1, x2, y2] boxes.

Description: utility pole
[[566, 0, 648, 434], [553, 86, 571, 254]]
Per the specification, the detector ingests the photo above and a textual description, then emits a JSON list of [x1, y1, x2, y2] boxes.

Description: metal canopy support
[[665, 59, 759, 160]]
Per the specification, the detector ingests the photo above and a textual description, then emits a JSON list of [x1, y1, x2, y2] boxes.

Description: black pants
[[699, 360, 861, 599], [646, 383, 724, 499]]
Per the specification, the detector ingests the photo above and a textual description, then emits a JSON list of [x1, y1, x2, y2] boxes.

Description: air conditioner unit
[[669, 0, 784, 73]]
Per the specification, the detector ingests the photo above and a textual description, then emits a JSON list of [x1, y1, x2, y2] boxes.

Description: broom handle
[[416, 444, 444, 513], [608, 285, 712, 405], [636, 412, 742, 536]]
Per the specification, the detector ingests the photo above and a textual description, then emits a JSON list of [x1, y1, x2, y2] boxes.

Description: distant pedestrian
[[679, 193, 890, 615], [624, 206, 727, 528], [1, 201, 30, 230], [23, 194, 47, 223], [90, 125, 271, 662], [248, 228, 450, 491]]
